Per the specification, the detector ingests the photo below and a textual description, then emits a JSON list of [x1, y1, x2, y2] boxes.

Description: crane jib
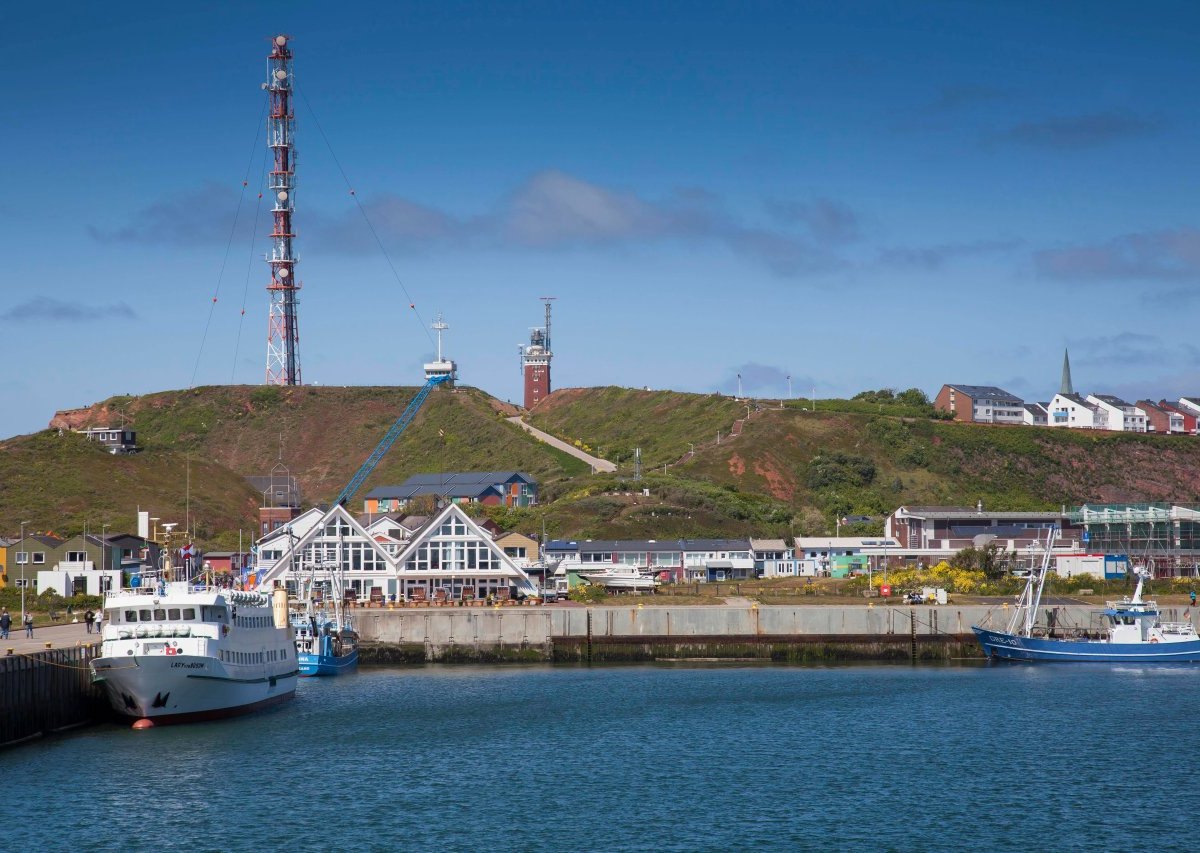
[[335, 374, 451, 506]]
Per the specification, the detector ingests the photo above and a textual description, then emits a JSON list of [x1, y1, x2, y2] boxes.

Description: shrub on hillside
[[805, 452, 876, 489]]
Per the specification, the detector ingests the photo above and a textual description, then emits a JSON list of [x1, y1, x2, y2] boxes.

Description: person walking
[[1191, 590, 1197, 608], [94, 609, 103, 636], [24, 612, 34, 638], [84, 609, 95, 634], [0, 608, 10, 640]]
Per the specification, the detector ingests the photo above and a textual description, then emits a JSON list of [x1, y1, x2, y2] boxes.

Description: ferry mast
[[264, 34, 302, 386]]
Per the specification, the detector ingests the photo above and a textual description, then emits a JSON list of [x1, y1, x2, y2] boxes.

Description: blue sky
[[2, 1, 1198, 438]]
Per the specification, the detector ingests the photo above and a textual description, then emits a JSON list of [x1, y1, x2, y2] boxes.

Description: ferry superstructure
[[90, 582, 298, 726]]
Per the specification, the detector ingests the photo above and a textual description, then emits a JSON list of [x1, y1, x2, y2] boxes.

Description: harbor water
[[6, 663, 1198, 851]]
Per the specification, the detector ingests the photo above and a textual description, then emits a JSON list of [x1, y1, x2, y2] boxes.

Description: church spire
[[1060, 348, 1074, 396]]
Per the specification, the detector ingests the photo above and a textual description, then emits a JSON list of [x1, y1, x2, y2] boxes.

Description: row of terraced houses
[[934, 350, 1200, 434], [936, 386, 1200, 434]]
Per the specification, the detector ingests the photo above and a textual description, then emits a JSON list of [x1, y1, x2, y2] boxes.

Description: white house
[[1087, 395, 1147, 432], [751, 538, 795, 577], [1047, 393, 1100, 429], [1022, 402, 1049, 426], [680, 539, 754, 582], [1176, 397, 1200, 418], [36, 569, 121, 597]]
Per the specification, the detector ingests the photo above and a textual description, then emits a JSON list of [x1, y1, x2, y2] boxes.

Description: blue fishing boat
[[973, 529, 1200, 663], [295, 613, 359, 676], [292, 561, 359, 677]]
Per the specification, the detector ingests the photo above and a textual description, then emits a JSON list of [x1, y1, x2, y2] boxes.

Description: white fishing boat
[[90, 554, 297, 728], [578, 566, 659, 591]]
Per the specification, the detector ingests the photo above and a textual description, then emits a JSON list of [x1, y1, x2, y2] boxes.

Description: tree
[[952, 542, 1014, 580], [895, 387, 930, 407]]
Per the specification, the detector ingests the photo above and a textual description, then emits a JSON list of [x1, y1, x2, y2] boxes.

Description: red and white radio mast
[[264, 34, 302, 386]]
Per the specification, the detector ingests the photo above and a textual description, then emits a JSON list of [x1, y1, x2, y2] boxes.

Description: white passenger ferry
[[90, 574, 298, 728]]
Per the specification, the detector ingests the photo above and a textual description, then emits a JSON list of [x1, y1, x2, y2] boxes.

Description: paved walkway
[[508, 417, 617, 473], [2, 620, 99, 656]]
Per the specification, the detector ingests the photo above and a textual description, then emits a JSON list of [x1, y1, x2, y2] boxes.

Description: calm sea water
[[6, 663, 1197, 851]]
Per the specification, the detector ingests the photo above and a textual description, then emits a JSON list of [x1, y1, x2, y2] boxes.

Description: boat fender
[[1150, 637, 1159, 643]]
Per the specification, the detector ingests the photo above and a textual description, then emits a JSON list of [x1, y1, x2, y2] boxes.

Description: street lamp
[[101, 523, 110, 574], [19, 520, 30, 623]]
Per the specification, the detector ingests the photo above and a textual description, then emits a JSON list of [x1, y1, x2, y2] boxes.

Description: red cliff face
[[48, 405, 112, 430]]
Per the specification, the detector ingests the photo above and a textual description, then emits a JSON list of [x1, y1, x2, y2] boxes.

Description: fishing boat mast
[[1007, 526, 1058, 637]]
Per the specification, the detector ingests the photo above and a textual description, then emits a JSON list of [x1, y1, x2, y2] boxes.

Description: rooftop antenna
[[432, 313, 449, 362], [541, 296, 556, 353]]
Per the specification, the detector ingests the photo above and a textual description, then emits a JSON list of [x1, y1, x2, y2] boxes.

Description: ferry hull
[[91, 654, 298, 723], [973, 627, 1200, 663], [297, 648, 359, 677]]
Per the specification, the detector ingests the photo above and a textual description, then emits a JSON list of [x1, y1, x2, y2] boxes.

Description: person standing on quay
[[94, 609, 103, 636], [0, 608, 10, 640], [84, 609, 95, 634], [24, 612, 34, 638]]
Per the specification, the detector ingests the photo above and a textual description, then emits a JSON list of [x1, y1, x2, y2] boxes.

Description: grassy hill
[[0, 430, 260, 541], [7, 384, 1200, 545], [530, 387, 1200, 536]]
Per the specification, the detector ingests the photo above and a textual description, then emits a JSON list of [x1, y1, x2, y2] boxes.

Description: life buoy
[[1150, 638, 1159, 644]]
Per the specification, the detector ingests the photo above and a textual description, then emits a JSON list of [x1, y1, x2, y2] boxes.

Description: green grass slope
[[14, 384, 1200, 545], [531, 388, 1200, 536], [0, 430, 259, 539], [21, 385, 586, 539]]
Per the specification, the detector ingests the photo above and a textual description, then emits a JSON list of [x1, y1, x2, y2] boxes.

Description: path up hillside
[[529, 386, 747, 468]]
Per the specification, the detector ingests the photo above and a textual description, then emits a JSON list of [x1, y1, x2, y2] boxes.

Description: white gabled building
[[391, 503, 538, 600], [1087, 395, 1147, 432], [252, 503, 537, 602], [751, 538, 795, 577], [1022, 402, 1049, 426], [1047, 393, 1100, 429]]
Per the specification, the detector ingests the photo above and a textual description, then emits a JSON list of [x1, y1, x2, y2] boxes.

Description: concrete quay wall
[[354, 603, 1126, 664]]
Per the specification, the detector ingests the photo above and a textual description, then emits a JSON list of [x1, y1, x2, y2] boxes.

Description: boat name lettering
[[171, 662, 206, 669], [989, 635, 1020, 646]]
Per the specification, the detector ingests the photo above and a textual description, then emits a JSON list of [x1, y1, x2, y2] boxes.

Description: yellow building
[[494, 531, 540, 563], [0, 540, 7, 588]]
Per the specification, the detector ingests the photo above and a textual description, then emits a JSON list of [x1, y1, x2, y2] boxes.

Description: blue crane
[[333, 374, 451, 507]]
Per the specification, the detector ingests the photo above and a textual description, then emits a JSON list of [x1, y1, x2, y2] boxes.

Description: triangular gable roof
[[257, 506, 325, 546], [254, 504, 392, 589], [392, 503, 537, 595]]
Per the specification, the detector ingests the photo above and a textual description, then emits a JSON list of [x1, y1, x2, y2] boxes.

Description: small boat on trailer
[[578, 566, 659, 592], [973, 529, 1200, 663]]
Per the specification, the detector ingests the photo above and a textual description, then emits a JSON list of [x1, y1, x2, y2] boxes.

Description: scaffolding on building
[[1067, 503, 1200, 576]]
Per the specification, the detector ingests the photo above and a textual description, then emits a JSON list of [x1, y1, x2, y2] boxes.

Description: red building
[[521, 299, 554, 410], [1157, 400, 1198, 435]]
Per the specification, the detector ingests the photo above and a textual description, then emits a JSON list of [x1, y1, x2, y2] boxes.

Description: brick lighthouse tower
[[521, 298, 555, 409]]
